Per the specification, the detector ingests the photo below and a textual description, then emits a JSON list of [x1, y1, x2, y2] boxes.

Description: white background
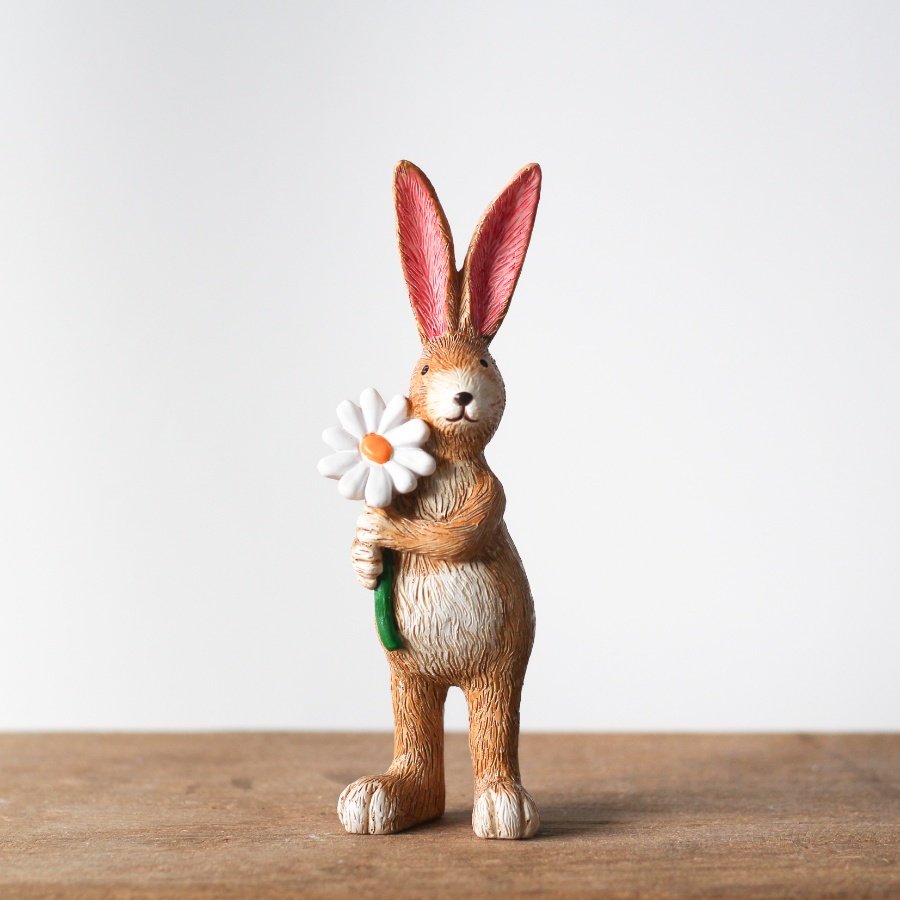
[[1, 2, 898, 732]]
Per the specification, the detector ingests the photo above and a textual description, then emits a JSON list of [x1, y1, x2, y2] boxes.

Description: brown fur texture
[[338, 162, 541, 839]]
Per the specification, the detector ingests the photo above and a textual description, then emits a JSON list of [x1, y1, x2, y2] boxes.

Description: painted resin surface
[[342, 161, 542, 839]]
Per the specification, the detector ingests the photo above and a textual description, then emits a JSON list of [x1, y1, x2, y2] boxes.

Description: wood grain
[[0, 733, 897, 897]]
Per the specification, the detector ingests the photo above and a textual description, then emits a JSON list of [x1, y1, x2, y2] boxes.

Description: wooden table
[[1, 733, 897, 897]]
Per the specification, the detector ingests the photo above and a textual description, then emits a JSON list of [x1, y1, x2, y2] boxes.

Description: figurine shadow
[[395, 796, 638, 840], [528, 800, 631, 839], [322, 770, 650, 839]]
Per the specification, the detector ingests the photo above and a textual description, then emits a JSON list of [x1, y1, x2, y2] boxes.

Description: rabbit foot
[[337, 773, 443, 835], [472, 779, 540, 839]]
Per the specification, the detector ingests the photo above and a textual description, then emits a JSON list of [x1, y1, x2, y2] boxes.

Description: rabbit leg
[[465, 673, 540, 839], [337, 671, 447, 834]]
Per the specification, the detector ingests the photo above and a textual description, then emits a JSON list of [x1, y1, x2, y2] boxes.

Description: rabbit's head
[[394, 161, 542, 461]]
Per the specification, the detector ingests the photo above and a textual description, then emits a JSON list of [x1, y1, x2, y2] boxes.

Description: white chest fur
[[390, 460, 528, 677], [394, 556, 507, 675]]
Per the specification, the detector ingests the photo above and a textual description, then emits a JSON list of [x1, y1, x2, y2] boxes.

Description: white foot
[[337, 774, 442, 835], [472, 780, 540, 839], [338, 776, 398, 834]]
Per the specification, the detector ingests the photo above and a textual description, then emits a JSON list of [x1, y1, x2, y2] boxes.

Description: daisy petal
[[393, 446, 437, 476], [364, 465, 393, 508], [384, 460, 417, 494], [379, 394, 410, 434], [317, 451, 359, 479], [360, 388, 386, 433], [322, 426, 358, 452], [338, 460, 370, 500], [384, 418, 430, 448], [336, 400, 366, 440]]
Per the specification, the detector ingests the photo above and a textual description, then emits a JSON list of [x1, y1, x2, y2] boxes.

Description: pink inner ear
[[395, 168, 452, 340], [468, 166, 541, 337]]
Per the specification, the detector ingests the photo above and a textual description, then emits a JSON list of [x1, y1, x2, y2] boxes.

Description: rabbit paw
[[350, 537, 381, 590], [472, 780, 540, 839], [338, 773, 443, 835]]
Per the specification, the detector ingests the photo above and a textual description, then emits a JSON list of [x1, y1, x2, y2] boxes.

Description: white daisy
[[317, 388, 436, 508]]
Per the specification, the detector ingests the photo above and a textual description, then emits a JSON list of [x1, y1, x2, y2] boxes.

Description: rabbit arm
[[350, 535, 382, 590], [358, 473, 505, 562]]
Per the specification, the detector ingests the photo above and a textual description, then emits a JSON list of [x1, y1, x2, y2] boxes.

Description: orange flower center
[[359, 432, 393, 464]]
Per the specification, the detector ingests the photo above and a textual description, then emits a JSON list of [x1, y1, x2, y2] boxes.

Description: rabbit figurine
[[341, 161, 542, 839]]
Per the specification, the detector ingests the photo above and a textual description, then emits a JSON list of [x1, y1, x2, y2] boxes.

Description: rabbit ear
[[394, 161, 458, 343], [460, 164, 541, 341]]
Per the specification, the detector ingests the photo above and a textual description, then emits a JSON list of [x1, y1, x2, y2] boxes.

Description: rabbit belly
[[392, 543, 533, 680]]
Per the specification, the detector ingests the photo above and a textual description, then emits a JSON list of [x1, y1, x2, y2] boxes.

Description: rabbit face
[[409, 333, 506, 458], [393, 160, 541, 459]]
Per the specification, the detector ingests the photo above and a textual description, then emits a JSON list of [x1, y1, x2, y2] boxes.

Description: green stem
[[374, 548, 403, 651]]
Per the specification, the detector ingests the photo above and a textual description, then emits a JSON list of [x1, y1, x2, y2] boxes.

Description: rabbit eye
[[479, 359, 489, 368], [421, 365, 429, 375]]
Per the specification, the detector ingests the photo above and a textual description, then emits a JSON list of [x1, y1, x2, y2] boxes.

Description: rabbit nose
[[454, 391, 473, 407]]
